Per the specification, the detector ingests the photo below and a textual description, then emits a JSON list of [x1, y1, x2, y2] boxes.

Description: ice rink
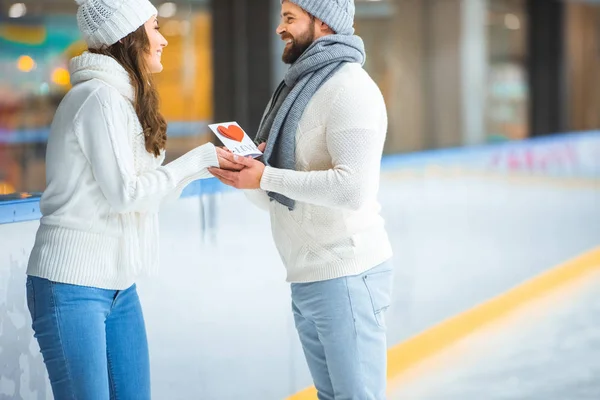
[[1, 134, 599, 399], [390, 267, 600, 399]]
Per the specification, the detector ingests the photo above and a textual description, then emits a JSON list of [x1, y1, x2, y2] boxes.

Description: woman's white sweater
[[27, 52, 219, 290]]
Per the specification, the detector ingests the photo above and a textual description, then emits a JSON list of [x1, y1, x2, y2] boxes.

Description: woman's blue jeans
[[26, 276, 151, 400]]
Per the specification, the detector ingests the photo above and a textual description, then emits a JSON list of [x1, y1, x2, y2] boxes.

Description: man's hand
[[216, 147, 244, 171], [209, 151, 266, 189]]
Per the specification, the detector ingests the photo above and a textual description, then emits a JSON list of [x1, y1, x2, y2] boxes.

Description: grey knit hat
[[75, 0, 158, 49], [284, 0, 355, 35]]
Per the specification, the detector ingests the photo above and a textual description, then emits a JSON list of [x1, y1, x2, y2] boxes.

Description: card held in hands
[[208, 121, 263, 158]]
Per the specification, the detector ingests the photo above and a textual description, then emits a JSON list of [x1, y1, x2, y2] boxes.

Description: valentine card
[[208, 121, 263, 158]]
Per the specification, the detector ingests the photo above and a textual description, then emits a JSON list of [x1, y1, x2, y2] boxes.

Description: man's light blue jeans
[[291, 262, 394, 400], [26, 276, 151, 400]]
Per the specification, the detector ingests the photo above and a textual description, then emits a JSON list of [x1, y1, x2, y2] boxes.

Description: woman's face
[[143, 16, 168, 73]]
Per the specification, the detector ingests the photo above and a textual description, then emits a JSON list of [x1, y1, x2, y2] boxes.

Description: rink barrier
[[287, 246, 600, 399], [1, 130, 598, 225], [0, 121, 210, 144]]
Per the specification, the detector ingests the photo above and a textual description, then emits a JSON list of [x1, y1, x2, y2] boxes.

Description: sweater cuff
[[164, 142, 219, 183], [260, 166, 286, 193]]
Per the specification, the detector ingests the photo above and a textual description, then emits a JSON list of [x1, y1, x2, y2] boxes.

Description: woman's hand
[[209, 153, 265, 190], [216, 147, 244, 171], [215, 142, 266, 171], [209, 141, 267, 190]]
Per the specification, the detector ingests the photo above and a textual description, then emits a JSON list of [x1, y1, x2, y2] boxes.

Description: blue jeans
[[26, 276, 151, 400], [291, 262, 394, 400]]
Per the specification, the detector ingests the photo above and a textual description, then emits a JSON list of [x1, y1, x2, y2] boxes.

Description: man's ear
[[319, 20, 334, 34]]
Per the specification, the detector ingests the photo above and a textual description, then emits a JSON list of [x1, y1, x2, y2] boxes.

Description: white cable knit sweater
[[27, 52, 219, 290], [246, 63, 393, 283]]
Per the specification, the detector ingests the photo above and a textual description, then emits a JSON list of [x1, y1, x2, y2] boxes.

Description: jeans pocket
[[26, 276, 36, 323], [363, 269, 393, 329]]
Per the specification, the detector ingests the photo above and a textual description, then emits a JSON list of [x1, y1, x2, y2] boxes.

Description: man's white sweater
[[246, 63, 393, 283], [27, 52, 219, 290]]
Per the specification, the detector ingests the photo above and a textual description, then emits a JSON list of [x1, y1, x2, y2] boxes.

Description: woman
[[25, 0, 231, 398]]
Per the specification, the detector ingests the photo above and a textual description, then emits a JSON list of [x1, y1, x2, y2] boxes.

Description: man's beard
[[281, 26, 315, 64]]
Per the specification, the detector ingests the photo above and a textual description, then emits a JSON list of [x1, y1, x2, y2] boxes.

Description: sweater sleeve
[[259, 85, 387, 211], [75, 87, 219, 213]]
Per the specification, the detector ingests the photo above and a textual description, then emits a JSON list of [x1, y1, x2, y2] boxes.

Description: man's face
[[276, 1, 316, 64]]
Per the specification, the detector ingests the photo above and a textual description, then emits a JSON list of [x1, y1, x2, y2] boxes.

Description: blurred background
[[0, 0, 598, 195], [1, 1, 600, 399]]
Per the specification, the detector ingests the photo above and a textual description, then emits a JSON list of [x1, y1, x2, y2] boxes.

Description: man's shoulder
[[304, 63, 387, 129], [333, 62, 372, 81], [322, 63, 383, 100]]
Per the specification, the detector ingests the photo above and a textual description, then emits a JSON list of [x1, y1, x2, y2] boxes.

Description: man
[[209, 0, 394, 398]]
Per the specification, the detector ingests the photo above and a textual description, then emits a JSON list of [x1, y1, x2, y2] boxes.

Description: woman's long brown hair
[[89, 25, 167, 157]]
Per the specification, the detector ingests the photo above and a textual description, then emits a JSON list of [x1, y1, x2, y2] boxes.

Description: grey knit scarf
[[255, 34, 366, 210]]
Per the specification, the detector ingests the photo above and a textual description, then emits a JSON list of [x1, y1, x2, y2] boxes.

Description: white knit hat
[[75, 0, 158, 49]]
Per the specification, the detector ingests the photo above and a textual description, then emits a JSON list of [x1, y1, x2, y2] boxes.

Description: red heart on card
[[217, 125, 244, 142]]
